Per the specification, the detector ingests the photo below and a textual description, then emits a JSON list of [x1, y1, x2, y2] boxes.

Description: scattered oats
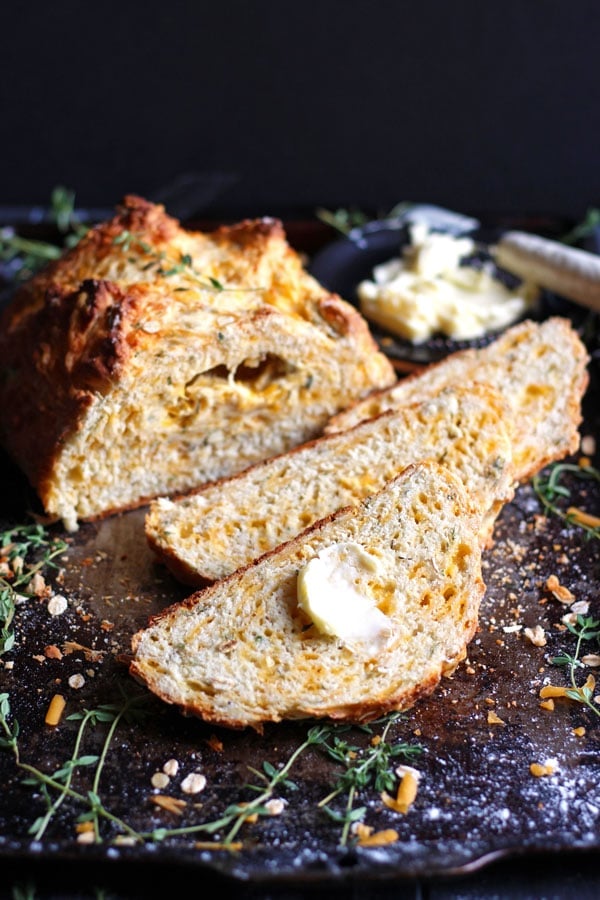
[[466, 666, 475, 675], [570, 600, 590, 616], [151, 772, 170, 790], [113, 835, 138, 846], [47, 594, 68, 616], [77, 831, 95, 845], [100, 620, 115, 632], [68, 673, 85, 690], [32, 654, 45, 664], [4, 661, 14, 670], [264, 798, 287, 816], [14, 593, 29, 605], [484, 697, 495, 706], [581, 435, 596, 456], [487, 711, 505, 725], [524, 625, 547, 647], [163, 759, 179, 777], [31, 573, 47, 596], [502, 624, 522, 633], [44, 644, 63, 660], [562, 612, 578, 627], [539, 698, 555, 711], [582, 654, 600, 667], [181, 772, 206, 794]]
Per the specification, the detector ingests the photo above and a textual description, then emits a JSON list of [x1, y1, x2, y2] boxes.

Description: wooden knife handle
[[492, 230, 600, 313]]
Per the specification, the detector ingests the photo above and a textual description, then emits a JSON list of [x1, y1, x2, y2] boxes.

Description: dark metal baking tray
[[0, 220, 599, 894]]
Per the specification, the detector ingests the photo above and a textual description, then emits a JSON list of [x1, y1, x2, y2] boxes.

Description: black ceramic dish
[[308, 219, 586, 369]]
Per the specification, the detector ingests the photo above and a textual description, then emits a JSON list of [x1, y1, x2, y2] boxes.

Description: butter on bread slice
[[146, 383, 514, 586], [326, 317, 589, 483], [0, 196, 395, 530], [131, 461, 485, 729]]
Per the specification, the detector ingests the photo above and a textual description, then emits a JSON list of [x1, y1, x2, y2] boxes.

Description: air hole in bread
[[190, 354, 295, 391]]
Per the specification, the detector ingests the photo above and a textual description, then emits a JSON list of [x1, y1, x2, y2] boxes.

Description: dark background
[[1, 2, 600, 225]]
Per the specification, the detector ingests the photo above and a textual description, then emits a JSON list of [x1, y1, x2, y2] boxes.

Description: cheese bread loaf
[[326, 317, 589, 482], [131, 461, 485, 729], [146, 383, 514, 586], [0, 196, 395, 529]]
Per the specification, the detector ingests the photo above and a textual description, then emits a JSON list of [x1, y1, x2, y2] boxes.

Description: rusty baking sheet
[[0, 279, 599, 888]]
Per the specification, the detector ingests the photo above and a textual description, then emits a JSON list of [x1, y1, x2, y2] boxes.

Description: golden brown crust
[[0, 196, 395, 524]]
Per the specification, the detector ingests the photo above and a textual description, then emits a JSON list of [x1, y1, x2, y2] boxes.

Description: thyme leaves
[[0, 523, 68, 656], [532, 461, 600, 541], [0, 690, 419, 849]]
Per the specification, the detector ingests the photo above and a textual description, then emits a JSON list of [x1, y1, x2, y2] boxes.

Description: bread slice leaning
[[326, 317, 590, 483], [145, 383, 514, 587], [131, 461, 485, 729]]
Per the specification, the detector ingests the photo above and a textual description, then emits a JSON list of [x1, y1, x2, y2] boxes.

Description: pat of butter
[[297, 542, 393, 655], [357, 223, 538, 343]]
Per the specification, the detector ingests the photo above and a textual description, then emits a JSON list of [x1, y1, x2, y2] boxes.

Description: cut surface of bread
[[0, 196, 395, 530], [131, 461, 485, 729], [326, 317, 589, 482], [146, 383, 514, 586]]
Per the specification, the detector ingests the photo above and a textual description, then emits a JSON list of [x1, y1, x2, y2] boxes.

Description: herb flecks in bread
[[131, 462, 485, 730], [0, 196, 395, 529], [145, 383, 514, 586], [326, 317, 589, 484]]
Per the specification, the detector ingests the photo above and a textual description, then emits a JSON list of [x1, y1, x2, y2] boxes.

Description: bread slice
[[131, 461, 485, 729], [146, 383, 514, 586], [0, 196, 395, 530], [326, 317, 589, 482]]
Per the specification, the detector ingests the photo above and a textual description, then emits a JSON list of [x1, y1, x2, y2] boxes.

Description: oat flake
[[47, 595, 68, 616], [181, 772, 206, 794]]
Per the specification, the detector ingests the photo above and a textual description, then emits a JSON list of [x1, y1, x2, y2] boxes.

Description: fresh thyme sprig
[[0, 523, 68, 655], [313, 713, 422, 846], [111, 230, 262, 295], [315, 201, 417, 237], [532, 461, 600, 541], [0, 691, 151, 844], [0, 689, 421, 850], [550, 614, 600, 719], [560, 207, 600, 246], [315, 206, 371, 237], [0, 186, 88, 283]]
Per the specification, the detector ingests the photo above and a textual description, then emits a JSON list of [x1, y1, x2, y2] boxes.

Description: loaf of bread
[[326, 317, 589, 482], [0, 196, 395, 529], [131, 461, 485, 729], [146, 383, 514, 586]]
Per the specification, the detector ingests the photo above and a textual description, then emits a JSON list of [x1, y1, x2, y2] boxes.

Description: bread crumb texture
[[131, 461, 485, 729], [325, 317, 589, 485], [0, 195, 394, 529]]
